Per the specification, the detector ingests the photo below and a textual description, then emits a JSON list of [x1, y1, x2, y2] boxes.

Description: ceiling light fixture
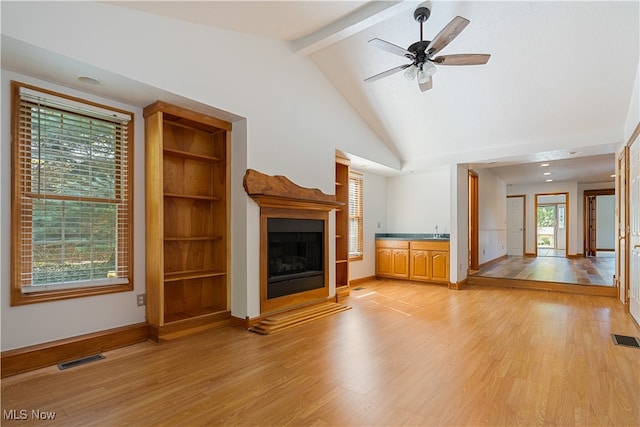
[[546, 179, 553, 182], [417, 62, 437, 84], [540, 163, 549, 167], [404, 64, 419, 81], [610, 174, 616, 178], [77, 75, 102, 86], [544, 172, 551, 176]]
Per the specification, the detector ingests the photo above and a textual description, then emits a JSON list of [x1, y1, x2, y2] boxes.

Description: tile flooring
[[472, 253, 616, 286]]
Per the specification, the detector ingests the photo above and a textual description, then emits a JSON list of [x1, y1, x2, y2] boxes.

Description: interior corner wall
[[349, 170, 387, 280], [0, 71, 147, 351], [507, 181, 579, 255], [476, 169, 508, 265], [386, 168, 451, 234], [450, 164, 469, 284]]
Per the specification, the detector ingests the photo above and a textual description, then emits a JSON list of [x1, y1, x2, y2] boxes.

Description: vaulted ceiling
[[110, 1, 639, 184], [11, 1, 640, 183]]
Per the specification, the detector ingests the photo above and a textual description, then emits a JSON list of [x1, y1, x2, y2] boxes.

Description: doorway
[[535, 193, 568, 257], [583, 189, 616, 257], [507, 195, 525, 256], [469, 171, 479, 271]]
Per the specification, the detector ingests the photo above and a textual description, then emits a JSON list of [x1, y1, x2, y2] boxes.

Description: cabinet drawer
[[410, 241, 449, 251], [376, 240, 409, 249]]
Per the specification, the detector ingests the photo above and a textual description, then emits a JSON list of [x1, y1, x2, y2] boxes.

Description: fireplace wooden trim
[[244, 169, 341, 315], [243, 169, 342, 210]]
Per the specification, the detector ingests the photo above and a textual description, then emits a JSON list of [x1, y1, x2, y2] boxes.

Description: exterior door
[[629, 135, 640, 324], [507, 196, 525, 256]]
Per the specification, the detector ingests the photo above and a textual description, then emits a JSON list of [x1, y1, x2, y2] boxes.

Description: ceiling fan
[[364, 2, 491, 92]]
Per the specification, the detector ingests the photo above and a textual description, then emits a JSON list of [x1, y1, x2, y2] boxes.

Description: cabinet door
[[430, 251, 449, 282], [391, 249, 410, 278], [410, 250, 430, 281], [376, 248, 393, 277]]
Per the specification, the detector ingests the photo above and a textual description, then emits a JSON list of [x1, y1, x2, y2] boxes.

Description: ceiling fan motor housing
[[414, 3, 431, 22]]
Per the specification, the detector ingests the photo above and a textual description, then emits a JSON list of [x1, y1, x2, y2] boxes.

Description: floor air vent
[[58, 354, 105, 370], [611, 334, 640, 349]]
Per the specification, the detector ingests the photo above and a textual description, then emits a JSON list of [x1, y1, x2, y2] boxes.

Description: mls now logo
[[4, 409, 56, 420]]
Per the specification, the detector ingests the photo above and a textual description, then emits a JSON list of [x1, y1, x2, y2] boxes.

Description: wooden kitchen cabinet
[[377, 239, 450, 284], [376, 240, 410, 279], [410, 240, 450, 283]]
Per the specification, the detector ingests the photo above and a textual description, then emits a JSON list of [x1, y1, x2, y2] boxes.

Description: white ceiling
[[9, 1, 640, 184]]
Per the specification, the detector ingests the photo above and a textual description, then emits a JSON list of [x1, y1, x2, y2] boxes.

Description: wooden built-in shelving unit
[[335, 154, 350, 298], [144, 101, 231, 341]]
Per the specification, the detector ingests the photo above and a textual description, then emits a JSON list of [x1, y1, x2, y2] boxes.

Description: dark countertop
[[375, 233, 450, 241]]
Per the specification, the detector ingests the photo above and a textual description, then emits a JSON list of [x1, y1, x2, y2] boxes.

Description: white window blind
[[16, 86, 131, 293], [348, 172, 363, 257]]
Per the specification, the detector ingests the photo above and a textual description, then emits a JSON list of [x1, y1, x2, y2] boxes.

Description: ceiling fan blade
[[369, 38, 414, 58], [364, 64, 411, 82], [433, 54, 491, 65], [426, 16, 470, 55], [419, 77, 433, 92]]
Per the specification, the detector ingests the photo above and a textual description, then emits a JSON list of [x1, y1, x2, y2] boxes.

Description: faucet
[[435, 225, 439, 238]]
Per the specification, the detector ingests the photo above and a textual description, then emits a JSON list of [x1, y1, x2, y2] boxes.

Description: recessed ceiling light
[[77, 75, 102, 86], [610, 174, 616, 178], [546, 179, 553, 182], [543, 172, 551, 176], [540, 163, 549, 167]]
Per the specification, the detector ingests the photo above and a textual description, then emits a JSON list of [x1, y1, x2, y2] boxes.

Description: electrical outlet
[[136, 293, 146, 307]]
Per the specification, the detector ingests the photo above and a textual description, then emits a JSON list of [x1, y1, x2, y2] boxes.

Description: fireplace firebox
[[267, 218, 324, 299]]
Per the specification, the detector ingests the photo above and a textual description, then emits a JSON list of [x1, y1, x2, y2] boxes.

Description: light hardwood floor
[[2, 280, 639, 426]]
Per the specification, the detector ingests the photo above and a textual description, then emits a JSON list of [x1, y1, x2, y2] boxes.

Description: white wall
[[477, 169, 507, 265], [624, 60, 640, 139], [1, 71, 147, 351], [450, 164, 469, 284], [349, 170, 387, 280], [1, 2, 400, 348], [507, 181, 579, 255], [386, 167, 451, 234], [596, 195, 616, 250]]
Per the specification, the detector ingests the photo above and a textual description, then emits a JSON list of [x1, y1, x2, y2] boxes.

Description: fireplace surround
[[267, 218, 324, 299], [243, 169, 342, 314]]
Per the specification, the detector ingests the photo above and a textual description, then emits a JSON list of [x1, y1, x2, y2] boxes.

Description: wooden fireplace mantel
[[243, 169, 343, 211]]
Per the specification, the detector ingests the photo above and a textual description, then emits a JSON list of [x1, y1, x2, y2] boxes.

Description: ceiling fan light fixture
[[417, 62, 436, 84], [404, 64, 419, 81]]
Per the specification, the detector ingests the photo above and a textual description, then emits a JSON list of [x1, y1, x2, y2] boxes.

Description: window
[[11, 81, 133, 305], [348, 171, 363, 260]]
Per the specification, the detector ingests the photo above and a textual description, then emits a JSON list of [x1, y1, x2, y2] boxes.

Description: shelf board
[[164, 236, 223, 241], [164, 193, 222, 201], [163, 147, 222, 163], [164, 306, 228, 324], [164, 270, 227, 282]]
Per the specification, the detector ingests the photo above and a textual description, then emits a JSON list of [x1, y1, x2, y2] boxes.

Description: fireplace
[[243, 169, 342, 315], [267, 218, 324, 299]]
